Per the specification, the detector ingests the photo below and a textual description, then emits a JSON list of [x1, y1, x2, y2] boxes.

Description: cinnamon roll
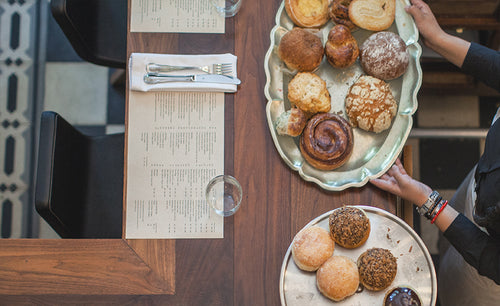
[[300, 113, 354, 170]]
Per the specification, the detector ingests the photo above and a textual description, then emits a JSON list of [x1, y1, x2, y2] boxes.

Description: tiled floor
[[0, 0, 125, 239], [0, 0, 498, 272]]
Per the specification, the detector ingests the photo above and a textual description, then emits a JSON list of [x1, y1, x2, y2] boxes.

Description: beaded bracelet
[[431, 200, 448, 224]]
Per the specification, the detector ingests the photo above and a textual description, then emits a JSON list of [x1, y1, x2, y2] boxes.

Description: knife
[[143, 73, 241, 85]]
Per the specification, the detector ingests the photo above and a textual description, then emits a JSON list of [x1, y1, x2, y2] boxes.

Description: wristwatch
[[416, 190, 440, 216]]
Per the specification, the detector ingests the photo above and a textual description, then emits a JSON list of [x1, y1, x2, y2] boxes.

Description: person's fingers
[[394, 159, 407, 175]]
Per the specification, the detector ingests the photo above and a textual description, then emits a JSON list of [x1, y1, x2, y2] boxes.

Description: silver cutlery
[[146, 63, 233, 75], [143, 73, 241, 85]]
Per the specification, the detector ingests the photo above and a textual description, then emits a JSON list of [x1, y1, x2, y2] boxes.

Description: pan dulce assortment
[[276, 0, 410, 171], [291, 206, 420, 304]]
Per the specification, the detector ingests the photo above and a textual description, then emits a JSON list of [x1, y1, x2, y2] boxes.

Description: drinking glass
[[205, 175, 242, 216], [210, 0, 242, 18]]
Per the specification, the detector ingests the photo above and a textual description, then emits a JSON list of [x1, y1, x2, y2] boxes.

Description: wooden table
[[0, 1, 401, 304]]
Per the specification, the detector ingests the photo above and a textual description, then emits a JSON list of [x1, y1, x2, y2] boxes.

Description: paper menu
[[126, 91, 224, 239], [130, 0, 225, 33]]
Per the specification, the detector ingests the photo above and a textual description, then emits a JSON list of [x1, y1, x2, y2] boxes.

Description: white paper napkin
[[129, 53, 238, 92]]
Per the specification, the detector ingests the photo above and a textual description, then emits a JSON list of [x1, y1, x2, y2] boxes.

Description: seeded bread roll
[[278, 27, 324, 72], [324, 24, 359, 69], [329, 0, 356, 30], [316, 255, 359, 301], [358, 248, 397, 291], [329, 206, 370, 248], [292, 226, 335, 271], [360, 31, 410, 80], [285, 0, 330, 28], [275, 106, 308, 137], [349, 0, 395, 31], [345, 75, 397, 133], [288, 72, 331, 114]]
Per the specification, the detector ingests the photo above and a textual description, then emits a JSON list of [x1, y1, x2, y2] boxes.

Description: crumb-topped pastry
[[329, 206, 370, 248], [345, 75, 397, 133], [358, 248, 398, 291]]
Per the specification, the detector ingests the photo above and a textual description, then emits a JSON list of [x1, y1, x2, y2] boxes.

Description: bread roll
[[300, 113, 354, 171], [288, 72, 331, 114], [275, 106, 308, 137], [345, 75, 397, 133], [325, 25, 359, 69], [285, 0, 330, 28], [328, 206, 370, 248], [360, 31, 409, 80], [316, 255, 359, 301], [278, 27, 324, 72], [349, 0, 395, 31], [358, 248, 397, 291], [329, 0, 356, 30], [291, 226, 335, 271]]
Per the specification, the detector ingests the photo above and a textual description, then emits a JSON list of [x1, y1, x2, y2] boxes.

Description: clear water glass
[[210, 0, 242, 18], [205, 175, 242, 216]]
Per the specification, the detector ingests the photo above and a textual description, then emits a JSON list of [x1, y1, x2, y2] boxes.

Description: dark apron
[[474, 116, 500, 238]]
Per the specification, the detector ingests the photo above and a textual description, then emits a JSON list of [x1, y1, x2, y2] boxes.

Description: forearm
[[425, 32, 471, 68]]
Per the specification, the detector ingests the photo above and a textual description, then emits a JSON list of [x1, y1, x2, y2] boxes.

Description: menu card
[[130, 0, 225, 33], [126, 91, 224, 239]]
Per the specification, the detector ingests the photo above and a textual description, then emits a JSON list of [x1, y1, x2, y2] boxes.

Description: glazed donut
[[299, 113, 354, 171], [329, 0, 356, 30]]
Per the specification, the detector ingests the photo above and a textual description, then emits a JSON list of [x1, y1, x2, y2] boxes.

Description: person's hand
[[370, 159, 432, 207], [404, 0, 446, 50]]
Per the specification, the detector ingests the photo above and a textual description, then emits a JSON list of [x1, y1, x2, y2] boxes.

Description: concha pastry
[[358, 247, 398, 291], [345, 75, 397, 133]]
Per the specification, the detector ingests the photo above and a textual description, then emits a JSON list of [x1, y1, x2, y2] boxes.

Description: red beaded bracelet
[[431, 200, 448, 224]]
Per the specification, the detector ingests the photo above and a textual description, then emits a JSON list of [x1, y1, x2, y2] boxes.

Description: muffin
[[288, 72, 331, 114]]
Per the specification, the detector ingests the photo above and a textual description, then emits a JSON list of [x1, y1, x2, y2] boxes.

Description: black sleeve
[[461, 42, 500, 92], [443, 213, 500, 284]]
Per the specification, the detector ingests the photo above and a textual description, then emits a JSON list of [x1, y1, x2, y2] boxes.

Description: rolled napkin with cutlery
[[129, 53, 239, 92]]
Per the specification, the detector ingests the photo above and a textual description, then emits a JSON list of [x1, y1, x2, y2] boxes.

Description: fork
[[146, 63, 233, 75]]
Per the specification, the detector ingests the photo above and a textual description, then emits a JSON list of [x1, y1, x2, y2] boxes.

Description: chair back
[[50, 0, 127, 68], [35, 111, 123, 238]]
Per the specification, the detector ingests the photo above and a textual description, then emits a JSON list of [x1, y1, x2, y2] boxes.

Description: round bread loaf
[[275, 106, 308, 137], [291, 226, 335, 271], [285, 0, 330, 28], [316, 255, 359, 301], [329, 0, 356, 30], [359, 31, 409, 80], [328, 206, 370, 248], [300, 113, 354, 171], [325, 24, 359, 69], [349, 0, 395, 31], [288, 72, 331, 114], [358, 248, 397, 291], [278, 28, 324, 72], [345, 75, 397, 133]]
